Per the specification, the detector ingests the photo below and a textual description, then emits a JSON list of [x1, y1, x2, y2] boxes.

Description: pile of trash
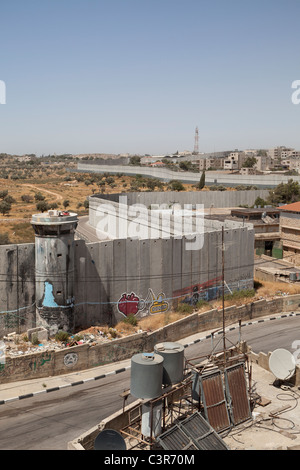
[[2, 331, 62, 357], [1, 324, 143, 357]]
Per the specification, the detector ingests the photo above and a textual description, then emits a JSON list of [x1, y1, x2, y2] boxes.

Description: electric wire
[[0, 255, 295, 320]]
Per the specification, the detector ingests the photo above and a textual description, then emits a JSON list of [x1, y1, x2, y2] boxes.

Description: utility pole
[[222, 226, 226, 365]]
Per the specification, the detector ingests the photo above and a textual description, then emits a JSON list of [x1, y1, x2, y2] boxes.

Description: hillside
[[0, 154, 254, 244]]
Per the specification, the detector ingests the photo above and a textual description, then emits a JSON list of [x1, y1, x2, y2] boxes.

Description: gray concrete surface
[[223, 364, 300, 450], [77, 162, 300, 188], [89, 188, 270, 209]]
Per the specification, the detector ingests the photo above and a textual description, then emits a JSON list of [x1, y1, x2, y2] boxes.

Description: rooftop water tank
[[154, 342, 185, 386], [130, 352, 164, 399]]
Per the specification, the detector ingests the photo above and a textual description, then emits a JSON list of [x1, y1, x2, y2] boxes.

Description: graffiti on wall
[[29, 352, 52, 371], [173, 276, 223, 305], [118, 292, 142, 316], [117, 288, 169, 317], [64, 352, 78, 368], [148, 289, 169, 315]]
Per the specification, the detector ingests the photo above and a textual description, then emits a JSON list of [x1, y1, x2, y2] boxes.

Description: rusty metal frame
[[156, 424, 198, 450], [150, 379, 195, 441], [224, 362, 252, 426], [120, 379, 195, 446], [199, 369, 231, 432], [157, 412, 229, 451], [179, 412, 230, 450]]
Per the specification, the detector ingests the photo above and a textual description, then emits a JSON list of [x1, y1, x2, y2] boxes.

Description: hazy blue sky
[[1, 0, 300, 156]]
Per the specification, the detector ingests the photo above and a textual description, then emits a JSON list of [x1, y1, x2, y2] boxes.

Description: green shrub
[[0, 233, 10, 245], [195, 299, 209, 309], [109, 328, 118, 338], [224, 289, 255, 301], [55, 330, 70, 342], [73, 334, 83, 342], [169, 180, 185, 191], [176, 303, 194, 314], [31, 333, 40, 345], [122, 314, 138, 326]]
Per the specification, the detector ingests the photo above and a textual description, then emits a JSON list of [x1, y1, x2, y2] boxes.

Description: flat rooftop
[[31, 210, 78, 225]]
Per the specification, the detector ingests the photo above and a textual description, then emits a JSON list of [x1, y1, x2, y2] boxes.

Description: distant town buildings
[[207, 207, 282, 259], [73, 145, 300, 176], [138, 146, 300, 175], [268, 147, 295, 161], [254, 155, 272, 172], [223, 152, 246, 171], [277, 201, 300, 262]]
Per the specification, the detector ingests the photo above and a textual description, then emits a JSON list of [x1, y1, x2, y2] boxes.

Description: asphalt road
[[1, 315, 300, 450]]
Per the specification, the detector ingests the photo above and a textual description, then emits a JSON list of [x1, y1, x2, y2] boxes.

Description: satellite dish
[[269, 349, 296, 381], [94, 429, 126, 450]]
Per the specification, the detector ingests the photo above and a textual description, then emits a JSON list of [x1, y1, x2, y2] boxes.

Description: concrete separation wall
[[85, 201, 254, 323], [1, 293, 300, 384], [77, 162, 299, 188], [0, 243, 35, 335], [0, 210, 254, 337], [89, 189, 270, 210]]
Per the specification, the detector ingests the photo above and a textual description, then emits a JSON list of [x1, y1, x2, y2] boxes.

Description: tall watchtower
[[31, 210, 78, 335]]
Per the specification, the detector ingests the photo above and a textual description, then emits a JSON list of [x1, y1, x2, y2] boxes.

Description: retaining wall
[[1, 293, 299, 384]]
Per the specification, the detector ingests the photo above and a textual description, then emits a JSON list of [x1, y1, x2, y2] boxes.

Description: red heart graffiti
[[118, 293, 140, 316]]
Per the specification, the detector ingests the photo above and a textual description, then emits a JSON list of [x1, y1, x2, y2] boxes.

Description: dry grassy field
[[0, 173, 93, 243], [0, 156, 223, 244]]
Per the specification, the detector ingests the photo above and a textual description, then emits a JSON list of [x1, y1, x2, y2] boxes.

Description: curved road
[[0, 315, 300, 450]]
